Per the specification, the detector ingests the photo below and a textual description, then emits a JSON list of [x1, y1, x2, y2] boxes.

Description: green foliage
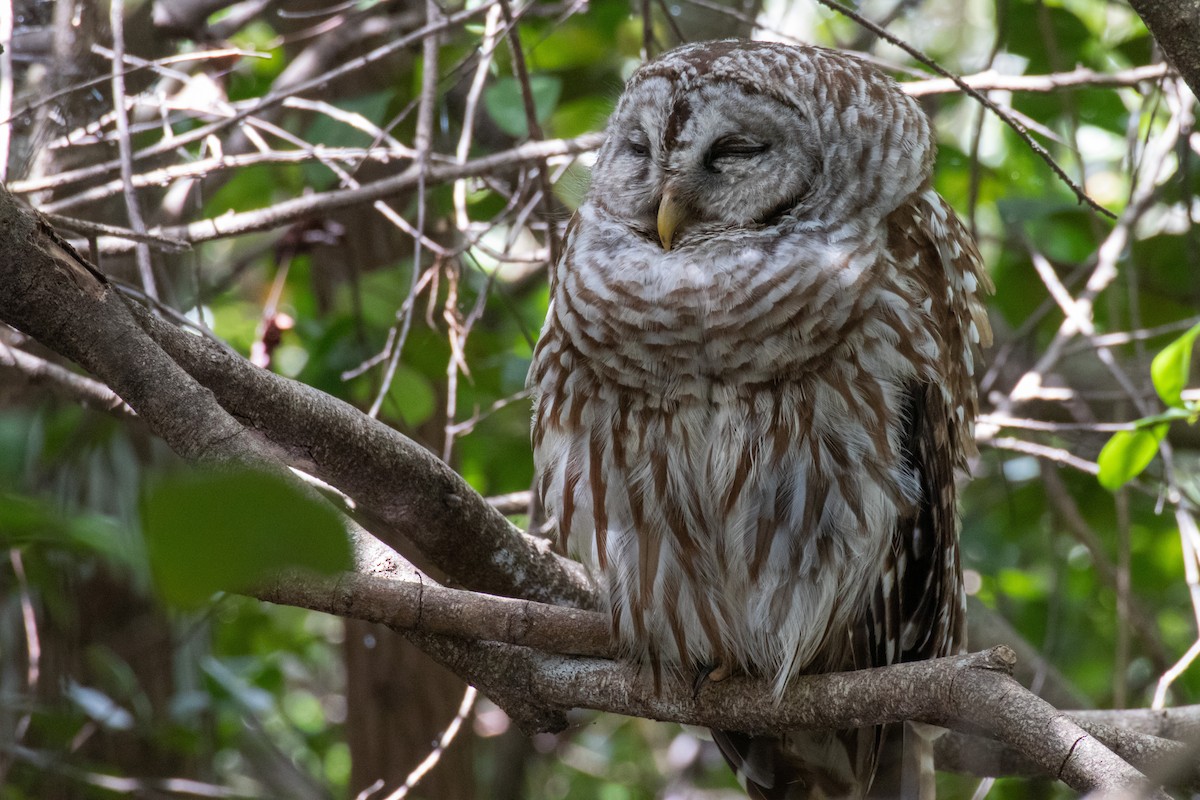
[[1097, 324, 1200, 489], [1097, 424, 1168, 491], [142, 469, 352, 608], [1151, 322, 1200, 409], [485, 76, 563, 137], [1099, 424, 1166, 489]]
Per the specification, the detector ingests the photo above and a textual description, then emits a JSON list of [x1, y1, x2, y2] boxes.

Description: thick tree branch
[[1126, 1, 1200, 98], [126, 302, 593, 609], [421, 640, 1167, 798], [936, 725, 1200, 788], [259, 566, 1198, 790], [0, 184, 592, 610], [0, 192, 279, 468]]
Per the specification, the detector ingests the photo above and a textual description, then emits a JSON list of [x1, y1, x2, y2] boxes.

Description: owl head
[[586, 40, 935, 250]]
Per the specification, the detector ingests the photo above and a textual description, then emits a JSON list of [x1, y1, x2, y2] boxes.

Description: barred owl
[[528, 40, 991, 798]]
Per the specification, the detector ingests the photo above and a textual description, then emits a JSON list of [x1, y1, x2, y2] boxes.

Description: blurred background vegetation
[[1, 0, 1198, 797]]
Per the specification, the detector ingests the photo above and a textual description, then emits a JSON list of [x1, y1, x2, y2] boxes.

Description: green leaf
[[1096, 424, 1167, 490], [142, 468, 351, 608], [484, 76, 562, 138], [1151, 322, 1200, 408]]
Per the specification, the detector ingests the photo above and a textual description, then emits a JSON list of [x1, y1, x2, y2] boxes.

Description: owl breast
[[553, 207, 904, 400], [530, 204, 941, 692]]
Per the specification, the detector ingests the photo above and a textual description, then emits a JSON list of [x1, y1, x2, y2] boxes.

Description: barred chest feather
[[530, 207, 945, 695]]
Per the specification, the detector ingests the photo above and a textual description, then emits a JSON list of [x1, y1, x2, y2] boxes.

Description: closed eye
[[628, 139, 650, 157], [705, 137, 769, 170]]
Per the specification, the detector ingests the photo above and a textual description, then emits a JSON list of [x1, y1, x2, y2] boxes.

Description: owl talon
[[692, 661, 733, 698]]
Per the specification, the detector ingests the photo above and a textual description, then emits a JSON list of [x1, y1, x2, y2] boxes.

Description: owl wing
[[852, 196, 978, 799], [851, 380, 961, 799], [859, 190, 979, 674], [857, 381, 963, 672], [714, 195, 981, 800]]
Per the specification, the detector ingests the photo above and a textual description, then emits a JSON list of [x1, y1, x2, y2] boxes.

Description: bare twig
[[497, 0, 560, 266], [108, 0, 158, 298], [813, 0, 1116, 218], [905, 63, 1173, 97], [8, 4, 496, 197], [85, 135, 604, 255], [40, 213, 190, 251], [381, 685, 478, 800], [0, 339, 132, 414], [367, 0, 444, 420]]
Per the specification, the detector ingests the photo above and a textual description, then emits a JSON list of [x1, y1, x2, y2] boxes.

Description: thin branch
[[497, 0, 560, 266], [0, 339, 132, 415], [37, 146, 414, 214], [382, 685, 477, 800], [905, 63, 1173, 96], [985, 436, 1099, 475], [108, 0, 158, 299], [367, 0, 444, 420], [7, 4, 496, 197], [40, 213, 190, 251], [813, 0, 1116, 218], [86, 134, 604, 255]]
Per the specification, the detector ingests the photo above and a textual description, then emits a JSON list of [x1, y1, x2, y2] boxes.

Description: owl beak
[[657, 191, 686, 251]]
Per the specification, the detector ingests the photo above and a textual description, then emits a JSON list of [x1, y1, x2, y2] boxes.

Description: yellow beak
[[657, 191, 686, 251]]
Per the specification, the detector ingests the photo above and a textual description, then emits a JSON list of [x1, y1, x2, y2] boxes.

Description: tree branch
[[421, 639, 1169, 798], [126, 302, 593, 608], [0, 334, 132, 415], [0, 184, 593, 610], [257, 570, 610, 659], [1126, 0, 1200, 99], [0, 192, 276, 468], [257, 565, 1198, 790]]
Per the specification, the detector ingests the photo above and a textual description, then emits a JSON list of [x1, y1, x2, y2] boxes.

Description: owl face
[[584, 41, 934, 252], [590, 76, 821, 249]]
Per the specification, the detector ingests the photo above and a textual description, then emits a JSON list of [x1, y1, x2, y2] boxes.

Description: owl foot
[[692, 661, 734, 698]]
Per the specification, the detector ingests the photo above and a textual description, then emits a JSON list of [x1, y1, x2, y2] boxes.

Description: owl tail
[[712, 722, 938, 800], [712, 727, 873, 799], [900, 722, 943, 800]]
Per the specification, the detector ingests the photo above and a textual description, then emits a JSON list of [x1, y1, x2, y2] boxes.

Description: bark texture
[[1127, 0, 1200, 98]]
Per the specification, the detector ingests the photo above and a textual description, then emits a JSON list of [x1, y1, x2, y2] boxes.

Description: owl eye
[[627, 139, 651, 157], [705, 137, 769, 170]]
